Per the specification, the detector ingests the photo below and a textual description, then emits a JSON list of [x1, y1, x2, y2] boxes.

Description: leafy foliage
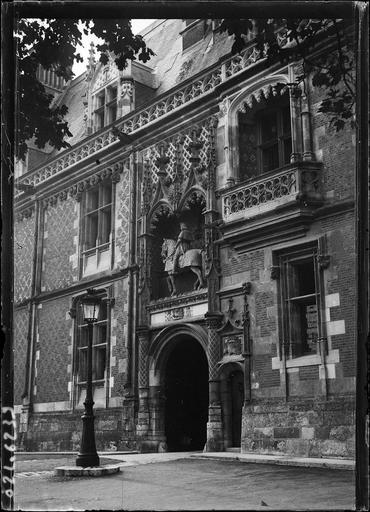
[[15, 19, 154, 160], [219, 18, 355, 131]]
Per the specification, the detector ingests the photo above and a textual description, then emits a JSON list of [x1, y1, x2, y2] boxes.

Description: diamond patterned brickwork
[[115, 170, 130, 269], [206, 317, 222, 380], [138, 330, 149, 388], [42, 197, 78, 292], [14, 214, 36, 304], [35, 296, 72, 403], [110, 279, 129, 396], [14, 307, 29, 405], [140, 118, 214, 213]]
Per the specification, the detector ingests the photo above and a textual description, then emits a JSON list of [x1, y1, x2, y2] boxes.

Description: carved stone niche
[[149, 195, 206, 301]]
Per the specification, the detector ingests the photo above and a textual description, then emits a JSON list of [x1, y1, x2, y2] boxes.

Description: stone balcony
[[219, 161, 323, 252]]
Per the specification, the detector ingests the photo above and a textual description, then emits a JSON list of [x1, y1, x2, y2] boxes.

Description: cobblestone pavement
[[14, 454, 355, 511]]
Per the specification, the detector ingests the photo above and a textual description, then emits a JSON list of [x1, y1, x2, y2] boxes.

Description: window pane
[[78, 327, 89, 347], [96, 93, 105, 108], [238, 114, 258, 180], [101, 183, 112, 206], [284, 137, 292, 164], [98, 301, 108, 321], [85, 212, 98, 249], [297, 261, 315, 296], [78, 349, 87, 381], [108, 105, 117, 124], [96, 111, 104, 130], [93, 346, 106, 380], [86, 189, 99, 212], [95, 324, 107, 345], [262, 144, 279, 172], [260, 112, 278, 143], [305, 303, 318, 352], [107, 86, 117, 102], [282, 106, 291, 135], [100, 208, 111, 244]]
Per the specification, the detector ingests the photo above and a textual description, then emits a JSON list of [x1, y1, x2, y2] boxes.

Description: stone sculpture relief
[[161, 222, 205, 296]]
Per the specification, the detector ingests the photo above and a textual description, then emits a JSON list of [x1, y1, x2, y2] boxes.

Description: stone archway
[[148, 324, 209, 452]]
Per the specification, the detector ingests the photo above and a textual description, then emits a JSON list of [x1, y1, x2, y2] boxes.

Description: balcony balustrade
[[221, 162, 322, 223]]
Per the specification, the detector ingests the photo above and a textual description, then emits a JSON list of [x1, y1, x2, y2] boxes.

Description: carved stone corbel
[[270, 265, 280, 280]]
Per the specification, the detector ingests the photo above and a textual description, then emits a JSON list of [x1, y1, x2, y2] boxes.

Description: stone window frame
[[71, 290, 113, 409], [93, 82, 118, 131], [275, 240, 324, 362], [225, 72, 312, 187], [80, 178, 116, 277]]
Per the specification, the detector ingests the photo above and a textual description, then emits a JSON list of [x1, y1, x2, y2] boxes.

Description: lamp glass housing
[[81, 292, 100, 323]]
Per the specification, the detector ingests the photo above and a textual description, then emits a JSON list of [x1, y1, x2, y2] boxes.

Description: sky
[[72, 19, 154, 77]]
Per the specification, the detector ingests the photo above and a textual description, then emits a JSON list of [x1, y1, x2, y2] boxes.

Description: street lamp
[[76, 288, 101, 468]]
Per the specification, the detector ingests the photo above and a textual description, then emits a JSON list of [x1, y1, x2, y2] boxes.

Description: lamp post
[[76, 288, 100, 468]]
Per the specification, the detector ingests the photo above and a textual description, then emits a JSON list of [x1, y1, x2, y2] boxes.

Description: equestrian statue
[[161, 223, 205, 296]]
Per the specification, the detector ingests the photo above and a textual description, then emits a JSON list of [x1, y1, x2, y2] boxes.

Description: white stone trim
[[325, 293, 340, 308], [108, 397, 124, 408], [272, 349, 339, 369], [327, 320, 345, 336], [33, 401, 71, 412]]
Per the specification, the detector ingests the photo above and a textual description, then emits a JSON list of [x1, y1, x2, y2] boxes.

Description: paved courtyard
[[14, 452, 355, 511]]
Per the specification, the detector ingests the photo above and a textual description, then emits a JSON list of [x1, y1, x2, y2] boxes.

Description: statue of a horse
[[161, 238, 205, 296]]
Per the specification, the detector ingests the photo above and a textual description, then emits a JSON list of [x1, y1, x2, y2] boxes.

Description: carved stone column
[[288, 84, 303, 163], [118, 79, 134, 118], [205, 313, 224, 452], [137, 327, 150, 450], [301, 91, 315, 161], [242, 282, 252, 403], [218, 97, 235, 188]]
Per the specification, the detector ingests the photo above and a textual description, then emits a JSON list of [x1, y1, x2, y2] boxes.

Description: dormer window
[[181, 20, 210, 51], [93, 83, 118, 131]]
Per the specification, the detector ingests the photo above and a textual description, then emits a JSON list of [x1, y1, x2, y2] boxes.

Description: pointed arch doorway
[[164, 336, 209, 452]]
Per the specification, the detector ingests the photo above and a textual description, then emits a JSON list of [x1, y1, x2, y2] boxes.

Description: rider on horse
[[173, 222, 194, 273]]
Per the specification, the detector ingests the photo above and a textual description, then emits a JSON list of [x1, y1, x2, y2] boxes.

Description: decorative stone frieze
[[38, 162, 124, 209], [15, 206, 35, 223], [17, 29, 287, 192], [237, 83, 288, 112]]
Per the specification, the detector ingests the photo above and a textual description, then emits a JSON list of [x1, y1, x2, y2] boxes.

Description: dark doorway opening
[[229, 370, 244, 447], [164, 337, 209, 451]]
